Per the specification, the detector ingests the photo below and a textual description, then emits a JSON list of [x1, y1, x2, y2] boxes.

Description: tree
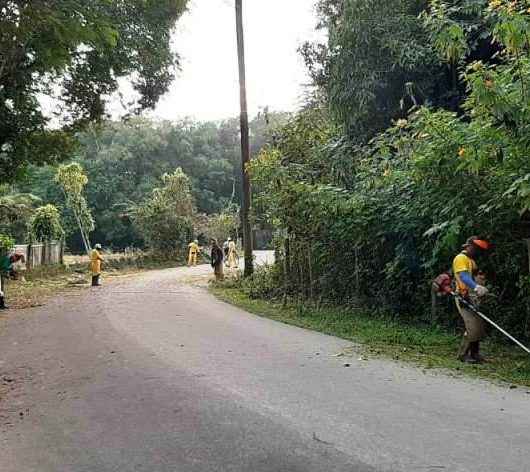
[[131, 168, 195, 254], [0, 0, 189, 182], [0, 188, 41, 242], [29, 205, 64, 243], [16, 115, 283, 252], [198, 208, 240, 245], [301, 0, 494, 141], [55, 163, 94, 254]]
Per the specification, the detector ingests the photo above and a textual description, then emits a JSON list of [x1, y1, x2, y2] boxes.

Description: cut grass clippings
[[211, 286, 530, 388]]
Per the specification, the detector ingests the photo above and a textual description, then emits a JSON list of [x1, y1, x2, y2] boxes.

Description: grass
[[211, 286, 530, 388], [1, 256, 184, 311]]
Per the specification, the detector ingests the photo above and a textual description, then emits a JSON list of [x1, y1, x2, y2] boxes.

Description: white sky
[[148, 0, 320, 122]]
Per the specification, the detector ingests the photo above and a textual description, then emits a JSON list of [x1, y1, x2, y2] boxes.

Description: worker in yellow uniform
[[188, 240, 200, 267], [227, 238, 239, 270], [90, 244, 104, 287], [452, 236, 490, 363]]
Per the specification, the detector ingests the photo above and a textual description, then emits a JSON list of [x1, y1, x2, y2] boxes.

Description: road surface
[[0, 253, 529, 472]]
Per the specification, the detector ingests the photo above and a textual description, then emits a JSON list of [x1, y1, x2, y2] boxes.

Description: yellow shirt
[[90, 249, 103, 275], [188, 242, 199, 254], [452, 251, 477, 296]]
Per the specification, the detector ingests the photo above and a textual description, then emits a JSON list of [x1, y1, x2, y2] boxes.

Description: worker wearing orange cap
[[452, 236, 491, 363]]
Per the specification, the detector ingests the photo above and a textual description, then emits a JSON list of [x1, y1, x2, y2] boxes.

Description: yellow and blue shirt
[[452, 251, 477, 296]]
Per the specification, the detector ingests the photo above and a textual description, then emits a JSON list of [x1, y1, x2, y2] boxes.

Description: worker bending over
[[452, 236, 490, 363]]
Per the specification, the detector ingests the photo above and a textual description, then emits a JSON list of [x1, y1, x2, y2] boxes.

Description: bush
[[0, 233, 15, 257], [29, 204, 64, 242], [131, 168, 195, 254], [241, 264, 283, 300]]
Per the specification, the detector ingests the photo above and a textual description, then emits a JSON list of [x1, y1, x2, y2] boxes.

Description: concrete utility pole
[[235, 0, 254, 276]]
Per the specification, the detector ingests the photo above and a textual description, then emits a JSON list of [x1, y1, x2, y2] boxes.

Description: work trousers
[[456, 299, 486, 342], [213, 263, 224, 281]]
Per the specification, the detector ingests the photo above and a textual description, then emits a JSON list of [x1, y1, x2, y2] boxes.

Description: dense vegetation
[[2, 113, 284, 252], [250, 0, 530, 338], [0, 0, 189, 182]]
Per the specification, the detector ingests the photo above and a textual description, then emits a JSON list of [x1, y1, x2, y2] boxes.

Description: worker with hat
[[90, 244, 104, 287], [452, 236, 490, 363]]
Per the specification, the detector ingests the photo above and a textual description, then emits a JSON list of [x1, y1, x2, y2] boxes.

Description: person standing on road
[[90, 244, 104, 287], [210, 239, 224, 281], [452, 236, 490, 363], [228, 238, 239, 270], [188, 240, 200, 267]]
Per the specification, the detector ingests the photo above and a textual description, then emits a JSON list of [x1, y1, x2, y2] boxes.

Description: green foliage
[[251, 3, 530, 337], [0, 0, 188, 182], [55, 163, 94, 253], [0, 234, 15, 257], [302, 0, 441, 139], [0, 188, 41, 242], [130, 168, 194, 253], [197, 209, 240, 244], [302, 0, 499, 139], [29, 205, 65, 243], [19, 114, 285, 252]]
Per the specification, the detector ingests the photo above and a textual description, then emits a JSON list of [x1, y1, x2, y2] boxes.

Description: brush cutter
[[433, 273, 530, 356]]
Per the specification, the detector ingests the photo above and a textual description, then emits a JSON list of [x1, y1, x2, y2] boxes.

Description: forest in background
[[2, 113, 286, 252]]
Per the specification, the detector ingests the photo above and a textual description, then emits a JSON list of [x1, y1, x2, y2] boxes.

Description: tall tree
[[0, 0, 188, 182], [300, 0, 494, 141], [55, 163, 94, 254]]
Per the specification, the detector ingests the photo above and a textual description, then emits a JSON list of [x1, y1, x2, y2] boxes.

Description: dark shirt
[[211, 246, 224, 267]]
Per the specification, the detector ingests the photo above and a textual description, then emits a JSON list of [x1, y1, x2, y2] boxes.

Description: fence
[[14, 241, 64, 270]]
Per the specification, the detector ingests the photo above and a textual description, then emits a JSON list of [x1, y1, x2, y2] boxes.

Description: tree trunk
[[235, 0, 254, 277]]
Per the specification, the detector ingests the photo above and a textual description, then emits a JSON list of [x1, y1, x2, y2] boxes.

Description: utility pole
[[235, 0, 254, 276]]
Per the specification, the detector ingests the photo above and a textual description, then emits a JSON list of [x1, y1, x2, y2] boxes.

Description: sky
[[146, 0, 321, 122]]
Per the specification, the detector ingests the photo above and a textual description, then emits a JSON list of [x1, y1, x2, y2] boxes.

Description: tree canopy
[[0, 0, 188, 182]]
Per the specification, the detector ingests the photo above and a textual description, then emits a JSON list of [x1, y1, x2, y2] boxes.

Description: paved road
[[0, 254, 529, 472]]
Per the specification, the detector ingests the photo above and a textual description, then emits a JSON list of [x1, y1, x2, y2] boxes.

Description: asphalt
[[0, 253, 529, 472]]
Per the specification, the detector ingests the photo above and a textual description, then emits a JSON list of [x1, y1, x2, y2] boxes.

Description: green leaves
[[250, 0, 530, 332], [55, 163, 94, 253], [0, 0, 189, 182], [0, 234, 15, 257], [29, 205, 65, 243], [130, 168, 195, 253]]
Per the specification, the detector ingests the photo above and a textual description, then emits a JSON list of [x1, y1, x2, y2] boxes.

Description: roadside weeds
[[211, 286, 530, 388]]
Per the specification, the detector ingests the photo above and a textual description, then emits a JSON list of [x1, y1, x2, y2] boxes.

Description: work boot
[[0, 295, 8, 310], [470, 341, 486, 363]]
